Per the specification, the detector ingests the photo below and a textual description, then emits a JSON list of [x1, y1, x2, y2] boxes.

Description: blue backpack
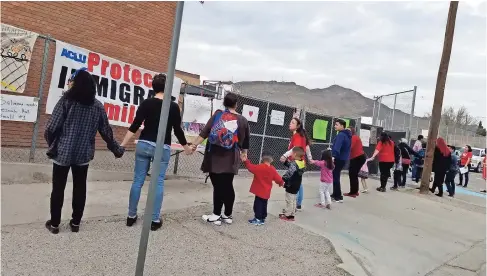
[[415, 149, 425, 166], [208, 110, 239, 151]]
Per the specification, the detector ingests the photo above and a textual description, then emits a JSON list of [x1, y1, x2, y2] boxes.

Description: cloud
[[177, 2, 486, 118]]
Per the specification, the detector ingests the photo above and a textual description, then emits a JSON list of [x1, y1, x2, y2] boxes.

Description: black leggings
[[459, 164, 471, 186], [209, 173, 235, 217], [50, 163, 89, 227], [379, 162, 394, 189], [349, 154, 366, 194], [401, 164, 410, 186]]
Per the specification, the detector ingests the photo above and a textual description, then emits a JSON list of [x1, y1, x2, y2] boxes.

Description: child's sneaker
[[361, 189, 368, 193], [248, 218, 264, 226], [221, 214, 233, 224], [279, 214, 295, 221], [202, 214, 222, 226], [325, 204, 331, 210]]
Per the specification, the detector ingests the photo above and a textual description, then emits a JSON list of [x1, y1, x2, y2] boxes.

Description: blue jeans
[[296, 184, 304, 206], [128, 142, 171, 222]]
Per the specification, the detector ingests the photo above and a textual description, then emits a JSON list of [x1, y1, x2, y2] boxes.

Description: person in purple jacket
[[330, 119, 352, 202]]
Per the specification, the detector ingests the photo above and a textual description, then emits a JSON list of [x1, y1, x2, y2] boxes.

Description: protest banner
[[45, 40, 182, 128]]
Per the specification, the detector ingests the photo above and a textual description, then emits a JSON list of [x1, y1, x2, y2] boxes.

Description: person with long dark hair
[[458, 145, 473, 187], [280, 117, 312, 210], [345, 127, 366, 198], [192, 92, 250, 225], [120, 74, 192, 231], [44, 68, 124, 234], [367, 133, 395, 192], [430, 137, 451, 197]]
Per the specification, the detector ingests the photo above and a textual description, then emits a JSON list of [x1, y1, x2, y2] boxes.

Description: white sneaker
[[202, 214, 221, 226], [361, 189, 368, 193], [221, 215, 233, 224]]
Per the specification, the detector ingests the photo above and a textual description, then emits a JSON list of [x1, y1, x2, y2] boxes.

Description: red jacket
[[244, 160, 284, 199], [350, 135, 365, 159]]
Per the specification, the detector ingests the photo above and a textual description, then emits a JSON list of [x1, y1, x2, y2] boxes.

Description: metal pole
[[29, 36, 51, 162], [258, 101, 270, 163], [329, 116, 335, 145], [407, 86, 417, 141], [372, 96, 377, 125], [391, 94, 397, 130], [135, 2, 184, 275], [377, 97, 382, 127]]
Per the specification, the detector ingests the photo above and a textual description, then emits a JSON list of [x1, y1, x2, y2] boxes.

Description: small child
[[310, 150, 334, 209], [243, 152, 284, 226], [358, 160, 369, 193], [279, 147, 305, 222], [392, 144, 402, 190]]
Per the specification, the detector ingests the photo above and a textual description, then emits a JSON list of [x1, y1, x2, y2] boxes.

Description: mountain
[[234, 81, 429, 131]]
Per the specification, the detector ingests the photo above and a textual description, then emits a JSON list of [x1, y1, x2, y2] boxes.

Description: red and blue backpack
[[208, 109, 239, 151]]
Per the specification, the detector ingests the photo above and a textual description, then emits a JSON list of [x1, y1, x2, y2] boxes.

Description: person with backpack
[[414, 143, 426, 183], [120, 74, 192, 231], [191, 92, 250, 225], [44, 69, 124, 234], [445, 145, 459, 197]]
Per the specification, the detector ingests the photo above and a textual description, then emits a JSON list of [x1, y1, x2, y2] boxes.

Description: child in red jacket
[[243, 151, 284, 225]]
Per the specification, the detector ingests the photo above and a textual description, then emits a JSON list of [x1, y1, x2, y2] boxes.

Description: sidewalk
[[1, 175, 485, 276]]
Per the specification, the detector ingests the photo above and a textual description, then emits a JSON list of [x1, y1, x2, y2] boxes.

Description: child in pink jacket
[[310, 150, 334, 209]]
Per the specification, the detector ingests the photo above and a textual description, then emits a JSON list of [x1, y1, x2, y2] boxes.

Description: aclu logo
[[61, 48, 87, 64]]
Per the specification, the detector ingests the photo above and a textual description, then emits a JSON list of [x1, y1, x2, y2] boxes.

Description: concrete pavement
[[1, 175, 486, 276]]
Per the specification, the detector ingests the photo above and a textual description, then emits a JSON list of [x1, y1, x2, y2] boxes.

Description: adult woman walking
[[120, 74, 192, 231], [280, 118, 312, 210], [192, 92, 250, 225], [398, 138, 420, 187], [344, 127, 366, 198], [430, 137, 451, 197], [367, 133, 395, 192], [44, 69, 124, 234], [458, 145, 473, 187]]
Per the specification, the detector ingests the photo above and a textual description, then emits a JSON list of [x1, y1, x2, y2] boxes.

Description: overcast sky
[[177, 1, 486, 119]]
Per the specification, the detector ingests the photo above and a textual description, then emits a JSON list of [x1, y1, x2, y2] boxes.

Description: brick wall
[[1, 1, 177, 150]]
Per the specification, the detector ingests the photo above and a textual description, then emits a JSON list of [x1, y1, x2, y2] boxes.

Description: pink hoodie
[[311, 160, 333, 183]]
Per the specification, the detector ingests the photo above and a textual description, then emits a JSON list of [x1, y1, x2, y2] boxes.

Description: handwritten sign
[[270, 110, 285, 126], [0, 94, 38, 122], [359, 129, 370, 147]]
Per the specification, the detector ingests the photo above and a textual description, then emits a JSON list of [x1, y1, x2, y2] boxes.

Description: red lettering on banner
[[121, 104, 128, 123], [87, 53, 100, 72], [104, 103, 121, 121], [132, 69, 142, 85], [123, 64, 131, 82], [101, 60, 110, 76], [143, 73, 152, 88], [110, 63, 122, 79], [104, 102, 136, 125]]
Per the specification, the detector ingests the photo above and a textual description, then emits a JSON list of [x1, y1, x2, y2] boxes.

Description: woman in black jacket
[[430, 137, 451, 197], [398, 138, 420, 187]]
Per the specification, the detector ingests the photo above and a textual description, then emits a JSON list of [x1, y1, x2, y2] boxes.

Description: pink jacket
[[360, 162, 369, 173], [311, 160, 333, 183]]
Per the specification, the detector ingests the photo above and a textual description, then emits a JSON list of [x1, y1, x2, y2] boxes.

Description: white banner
[[1, 24, 39, 93], [183, 94, 211, 124], [45, 40, 182, 128], [0, 94, 38, 122]]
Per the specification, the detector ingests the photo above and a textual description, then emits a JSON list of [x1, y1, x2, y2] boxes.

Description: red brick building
[[1, 2, 180, 152]]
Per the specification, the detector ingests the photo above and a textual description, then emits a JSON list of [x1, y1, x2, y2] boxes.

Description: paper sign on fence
[[270, 110, 285, 126], [360, 129, 370, 147], [242, 104, 259, 122], [183, 95, 211, 124], [0, 94, 38, 122]]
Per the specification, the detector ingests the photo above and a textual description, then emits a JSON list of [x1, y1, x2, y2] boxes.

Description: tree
[[477, 121, 486, 136]]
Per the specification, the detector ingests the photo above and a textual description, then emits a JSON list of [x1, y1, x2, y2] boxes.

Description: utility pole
[[420, 1, 458, 194]]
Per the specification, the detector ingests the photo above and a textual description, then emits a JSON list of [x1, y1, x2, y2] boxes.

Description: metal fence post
[[329, 116, 335, 145], [372, 97, 377, 125], [356, 117, 362, 136], [406, 86, 417, 141], [29, 36, 51, 162], [258, 101, 270, 163], [391, 94, 397, 130]]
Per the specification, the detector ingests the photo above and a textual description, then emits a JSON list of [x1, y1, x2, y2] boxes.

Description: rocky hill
[[234, 81, 429, 131]]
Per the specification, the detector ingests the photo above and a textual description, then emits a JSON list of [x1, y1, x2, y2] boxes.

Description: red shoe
[[279, 215, 295, 221], [344, 193, 357, 198], [314, 203, 326, 208]]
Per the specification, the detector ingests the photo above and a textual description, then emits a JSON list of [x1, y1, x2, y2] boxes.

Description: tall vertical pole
[[29, 36, 50, 162], [372, 96, 377, 125], [391, 94, 397, 130], [420, 1, 458, 194], [258, 101, 270, 163], [407, 86, 417, 141], [377, 97, 382, 126], [135, 2, 185, 275]]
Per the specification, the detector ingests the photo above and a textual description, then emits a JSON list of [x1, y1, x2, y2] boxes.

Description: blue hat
[[69, 67, 87, 81]]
